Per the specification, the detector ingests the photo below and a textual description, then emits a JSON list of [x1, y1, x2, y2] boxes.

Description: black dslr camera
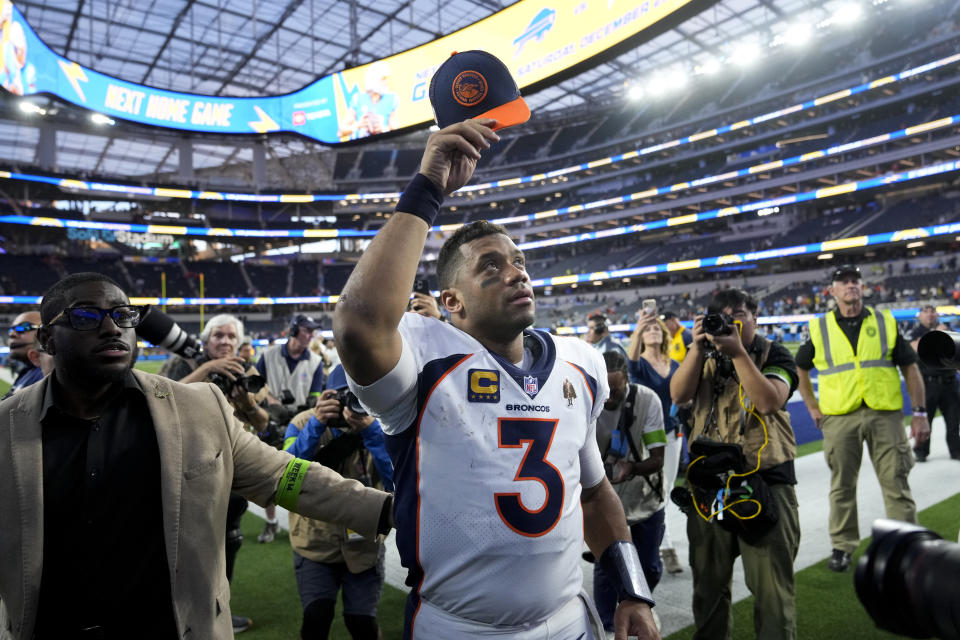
[[328, 388, 368, 430], [702, 313, 735, 336], [208, 371, 266, 397]]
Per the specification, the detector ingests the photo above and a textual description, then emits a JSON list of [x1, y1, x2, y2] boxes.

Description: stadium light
[[91, 113, 115, 126], [833, 3, 863, 24], [670, 67, 689, 89], [698, 59, 722, 75], [18, 101, 46, 116], [730, 42, 761, 65], [628, 85, 645, 101], [784, 23, 813, 46]]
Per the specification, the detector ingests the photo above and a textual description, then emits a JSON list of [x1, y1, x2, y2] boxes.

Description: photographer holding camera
[[255, 314, 325, 408], [670, 288, 800, 640], [164, 314, 270, 433], [585, 312, 628, 359], [282, 365, 393, 640], [591, 350, 667, 634]]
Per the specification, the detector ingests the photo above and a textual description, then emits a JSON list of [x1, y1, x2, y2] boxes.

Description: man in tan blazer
[[0, 273, 392, 640]]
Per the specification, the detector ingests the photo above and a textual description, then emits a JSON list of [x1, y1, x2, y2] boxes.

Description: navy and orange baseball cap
[[429, 50, 530, 131]]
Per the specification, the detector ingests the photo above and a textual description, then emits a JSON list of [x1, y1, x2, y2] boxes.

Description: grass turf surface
[[232, 492, 960, 640], [228, 513, 407, 640], [665, 490, 960, 640]]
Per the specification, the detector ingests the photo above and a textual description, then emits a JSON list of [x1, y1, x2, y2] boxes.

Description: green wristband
[[276, 457, 310, 511]]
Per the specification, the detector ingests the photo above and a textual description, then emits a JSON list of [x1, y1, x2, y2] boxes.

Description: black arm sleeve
[[794, 340, 815, 371]]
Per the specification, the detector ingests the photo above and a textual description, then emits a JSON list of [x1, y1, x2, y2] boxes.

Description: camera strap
[[616, 384, 664, 498]]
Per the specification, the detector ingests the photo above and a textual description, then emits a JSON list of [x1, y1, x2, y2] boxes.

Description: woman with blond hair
[[627, 314, 684, 575]]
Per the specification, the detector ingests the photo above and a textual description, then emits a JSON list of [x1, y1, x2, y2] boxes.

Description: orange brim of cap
[[476, 95, 531, 131]]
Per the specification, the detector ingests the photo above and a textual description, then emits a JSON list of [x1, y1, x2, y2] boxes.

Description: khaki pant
[[821, 405, 916, 553], [687, 483, 800, 640]]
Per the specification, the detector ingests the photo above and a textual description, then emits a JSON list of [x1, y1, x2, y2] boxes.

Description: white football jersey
[[348, 313, 609, 628]]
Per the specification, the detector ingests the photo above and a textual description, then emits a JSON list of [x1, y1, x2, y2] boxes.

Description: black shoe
[[914, 451, 928, 462], [232, 615, 252, 633], [827, 549, 852, 572], [951, 453, 960, 461]]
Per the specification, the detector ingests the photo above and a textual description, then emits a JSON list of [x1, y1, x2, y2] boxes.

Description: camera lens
[[703, 313, 731, 336], [208, 372, 234, 396], [855, 519, 960, 639], [344, 390, 368, 416], [242, 374, 266, 394]]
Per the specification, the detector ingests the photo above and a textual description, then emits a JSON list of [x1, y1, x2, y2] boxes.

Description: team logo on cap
[[452, 70, 488, 106]]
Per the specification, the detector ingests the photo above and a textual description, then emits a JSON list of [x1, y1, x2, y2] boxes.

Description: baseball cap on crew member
[[660, 311, 679, 321], [429, 50, 530, 131], [831, 264, 862, 282], [294, 314, 320, 330]]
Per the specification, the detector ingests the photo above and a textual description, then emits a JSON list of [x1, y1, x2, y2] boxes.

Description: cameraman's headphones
[[289, 317, 301, 338]]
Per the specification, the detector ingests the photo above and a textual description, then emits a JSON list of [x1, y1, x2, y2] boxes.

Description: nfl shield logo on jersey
[[523, 375, 538, 397]]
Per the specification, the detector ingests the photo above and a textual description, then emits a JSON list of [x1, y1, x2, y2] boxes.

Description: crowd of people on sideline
[[1, 113, 957, 640]]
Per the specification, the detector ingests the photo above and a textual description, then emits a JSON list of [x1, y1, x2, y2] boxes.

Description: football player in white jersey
[[334, 118, 659, 640]]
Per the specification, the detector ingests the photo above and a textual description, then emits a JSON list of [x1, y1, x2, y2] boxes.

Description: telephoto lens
[[136, 305, 203, 359], [917, 330, 960, 370], [855, 519, 960, 639]]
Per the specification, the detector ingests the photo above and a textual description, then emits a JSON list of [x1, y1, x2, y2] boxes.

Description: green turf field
[[135, 359, 165, 374], [229, 514, 407, 640]]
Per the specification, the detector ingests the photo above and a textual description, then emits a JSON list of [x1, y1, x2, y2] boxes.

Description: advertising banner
[[1, 0, 694, 144]]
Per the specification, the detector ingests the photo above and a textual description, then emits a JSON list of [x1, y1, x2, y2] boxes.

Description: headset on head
[[290, 316, 301, 338]]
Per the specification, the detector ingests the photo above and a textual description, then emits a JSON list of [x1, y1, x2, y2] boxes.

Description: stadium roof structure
[[0, 0, 897, 182]]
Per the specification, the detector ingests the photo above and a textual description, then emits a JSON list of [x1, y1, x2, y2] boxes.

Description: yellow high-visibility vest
[[670, 329, 688, 363], [808, 307, 902, 415]]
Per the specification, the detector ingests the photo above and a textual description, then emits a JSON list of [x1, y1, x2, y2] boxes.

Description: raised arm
[[671, 316, 707, 405], [333, 119, 499, 385]]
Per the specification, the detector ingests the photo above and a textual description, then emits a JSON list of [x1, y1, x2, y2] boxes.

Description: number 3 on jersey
[[494, 418, 564, 537]]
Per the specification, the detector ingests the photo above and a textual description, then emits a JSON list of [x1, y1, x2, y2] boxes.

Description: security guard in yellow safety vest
[[796, 264, 930, 573], [661, 311, 693, 364]]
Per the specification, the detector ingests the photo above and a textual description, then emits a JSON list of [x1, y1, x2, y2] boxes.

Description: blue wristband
[[396, 173, 444, 227]]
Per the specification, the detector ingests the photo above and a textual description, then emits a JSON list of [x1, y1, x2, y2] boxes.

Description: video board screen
[[1, 0, 695, 144]]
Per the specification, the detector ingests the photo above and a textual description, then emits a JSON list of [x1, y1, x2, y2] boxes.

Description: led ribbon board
[[2, 0, 695, 144], [0, 220, 957, 307], [4, 155, 959, 239]]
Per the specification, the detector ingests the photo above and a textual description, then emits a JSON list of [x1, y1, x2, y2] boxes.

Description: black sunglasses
[[46, 305, 144, 331], [9, 322, 40, 333]]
